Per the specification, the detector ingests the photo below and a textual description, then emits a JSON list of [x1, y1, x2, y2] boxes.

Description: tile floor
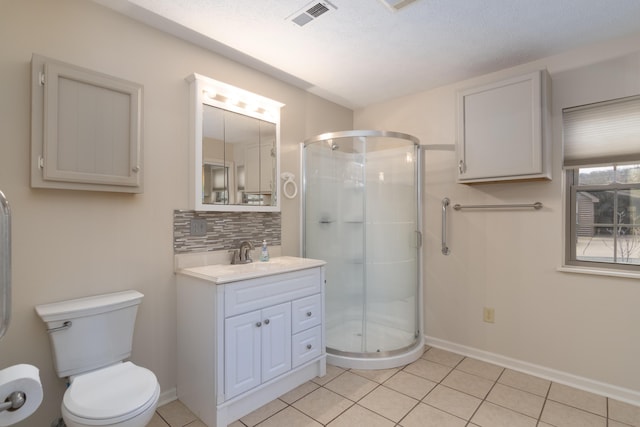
[[149, 346, 640, 427]]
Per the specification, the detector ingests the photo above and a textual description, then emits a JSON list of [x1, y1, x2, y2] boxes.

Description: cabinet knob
[[306, 311, 312, 317], [306, 344, 312, 350], [256, 321, 262, 327], [132, 166, 140, 173], [264, 319, 270, 325]]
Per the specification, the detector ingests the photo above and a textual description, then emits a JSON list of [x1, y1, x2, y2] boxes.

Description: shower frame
[[301, 130, 424, 369]]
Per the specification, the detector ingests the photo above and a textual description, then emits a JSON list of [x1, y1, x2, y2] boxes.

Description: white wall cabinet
[[30, 54, 143, 193], [177, 263, 326, 427], [456, 70, 551, 183]]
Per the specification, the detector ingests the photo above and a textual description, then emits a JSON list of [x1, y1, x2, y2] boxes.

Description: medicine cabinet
[[31, 54, 143, 193], [186, 73, 284, 212]]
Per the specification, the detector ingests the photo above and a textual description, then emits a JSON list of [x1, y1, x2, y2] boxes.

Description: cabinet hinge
[[458, 160, 466, 174], [38, 156, 44, 169], [39, 71, 45, 86]]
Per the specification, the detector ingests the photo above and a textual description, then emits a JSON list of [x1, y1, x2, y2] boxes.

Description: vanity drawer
[[292, 294, 321, 334], [292, 326, 322, 368], [225, 268, 321, 317]]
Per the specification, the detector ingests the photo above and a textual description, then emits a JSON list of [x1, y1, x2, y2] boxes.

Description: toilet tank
[[35, 290, 144, 378]]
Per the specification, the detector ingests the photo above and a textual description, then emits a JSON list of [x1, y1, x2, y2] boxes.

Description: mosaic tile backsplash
[[173, 210, 281, 253]]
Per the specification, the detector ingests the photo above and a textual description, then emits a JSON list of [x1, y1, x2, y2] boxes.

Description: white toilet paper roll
[[0, 364, 42, 426]]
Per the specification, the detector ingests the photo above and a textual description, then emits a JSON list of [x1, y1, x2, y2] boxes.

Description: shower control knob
[[264, 319, 270, 325], [306, 312, 312, 317], [306, 344, 312, 350], [256, 322, 262, 327]]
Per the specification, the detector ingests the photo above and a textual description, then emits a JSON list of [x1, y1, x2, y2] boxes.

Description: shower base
[[326, 320, 424, 369]]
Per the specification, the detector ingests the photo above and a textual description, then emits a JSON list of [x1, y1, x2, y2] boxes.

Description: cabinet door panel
[[225, 310, 261, 399], [457, 70, 550, 183], [261, 302, 291, 382], [31, 54, 143, 193], [463, 77, 539, 178]]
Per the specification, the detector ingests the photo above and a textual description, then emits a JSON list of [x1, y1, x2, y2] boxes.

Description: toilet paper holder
[[0, 391, 25, 412]]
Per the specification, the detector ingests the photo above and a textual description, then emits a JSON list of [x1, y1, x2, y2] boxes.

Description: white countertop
[[177, 256, 326, 284]]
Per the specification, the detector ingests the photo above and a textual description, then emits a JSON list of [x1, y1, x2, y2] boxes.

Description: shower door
[[303, 131, 420, 358]]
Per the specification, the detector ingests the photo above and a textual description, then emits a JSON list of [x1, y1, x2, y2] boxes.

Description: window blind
[[562, 94, 640, 168]]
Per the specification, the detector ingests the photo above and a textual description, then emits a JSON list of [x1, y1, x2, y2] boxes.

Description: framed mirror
[[187, 73, 284, 211]]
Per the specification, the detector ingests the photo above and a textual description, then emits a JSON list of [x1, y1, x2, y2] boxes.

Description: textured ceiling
[[95, 0, 640, 109]]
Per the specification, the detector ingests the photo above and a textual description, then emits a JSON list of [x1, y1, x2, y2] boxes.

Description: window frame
[[565, 165, 640, 273]]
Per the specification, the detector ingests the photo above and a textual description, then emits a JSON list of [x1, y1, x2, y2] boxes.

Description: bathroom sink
[[178, 256, 326, 284]]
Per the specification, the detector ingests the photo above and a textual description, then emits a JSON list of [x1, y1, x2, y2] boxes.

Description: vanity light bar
[[201, 89, 273, 118], [187, 73, 284, 122]]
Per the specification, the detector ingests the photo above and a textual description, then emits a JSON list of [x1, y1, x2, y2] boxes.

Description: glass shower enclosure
[[302, 130, 423, 369]]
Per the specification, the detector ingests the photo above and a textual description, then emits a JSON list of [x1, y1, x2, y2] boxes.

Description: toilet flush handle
[[46, 320, 72, 334]]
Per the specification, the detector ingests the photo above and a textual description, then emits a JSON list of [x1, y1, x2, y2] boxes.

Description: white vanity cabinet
[[456, 70, 551, 183], [176, 258, 326, 427]]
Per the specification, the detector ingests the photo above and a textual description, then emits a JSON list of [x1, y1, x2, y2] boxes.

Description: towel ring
[[281, 173, 298, 199]]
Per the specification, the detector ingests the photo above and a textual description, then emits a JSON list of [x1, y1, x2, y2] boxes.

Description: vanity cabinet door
[[224, 302, 291, 398], [261, 302, 291, 382], [225, 310, 262, 399]]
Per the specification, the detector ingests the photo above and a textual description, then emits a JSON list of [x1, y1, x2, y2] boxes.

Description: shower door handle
[[441, 198, 451, 255]]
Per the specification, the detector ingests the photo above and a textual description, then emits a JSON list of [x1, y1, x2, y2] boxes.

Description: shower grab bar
[[441, 198, 450, 255], [453, 202, 543, 211], [0, 190, 11, 340]]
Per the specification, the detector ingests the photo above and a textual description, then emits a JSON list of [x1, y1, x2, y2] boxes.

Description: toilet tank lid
[[35, 290, 144, 323]]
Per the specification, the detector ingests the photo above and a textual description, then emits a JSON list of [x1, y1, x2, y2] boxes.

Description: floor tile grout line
[[313, 355, 427, 426], [392, 399, 423, 427], [537, 378, 553, 426], [545, 382, 610, 420], [352, 380, 423, 426], [406, 354, 487, 423], [417, 352, 580, 424], [464, 368, 501, 425], [314, 384, 357, 426]]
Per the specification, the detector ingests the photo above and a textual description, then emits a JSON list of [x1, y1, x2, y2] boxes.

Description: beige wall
[[355, 33, 640, 399], [0, 0, 352, 425]]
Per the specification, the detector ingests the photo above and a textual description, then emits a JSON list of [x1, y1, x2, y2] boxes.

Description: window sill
[[558, 265, 640, 280]]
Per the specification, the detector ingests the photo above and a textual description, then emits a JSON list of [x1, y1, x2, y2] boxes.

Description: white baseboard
[[158, 387, 178, 408], [425, 335, 640, 407]]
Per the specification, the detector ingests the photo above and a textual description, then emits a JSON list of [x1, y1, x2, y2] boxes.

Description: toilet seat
[[63, 362, 160, 425]]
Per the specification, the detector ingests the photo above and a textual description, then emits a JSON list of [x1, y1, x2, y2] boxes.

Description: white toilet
[[35, 290, 160, 427]]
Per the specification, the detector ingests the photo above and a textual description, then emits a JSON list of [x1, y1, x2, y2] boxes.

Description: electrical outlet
[[189, 218, 207, 236], [483, 307, 495, 323]]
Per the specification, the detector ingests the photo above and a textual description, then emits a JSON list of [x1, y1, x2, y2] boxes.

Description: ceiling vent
[[378, 0, 419, 12], [288, 1, 337, 27]]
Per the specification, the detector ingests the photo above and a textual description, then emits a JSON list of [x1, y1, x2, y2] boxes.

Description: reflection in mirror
[[187, 73, 284, 212], [202, 105, 277, 207]]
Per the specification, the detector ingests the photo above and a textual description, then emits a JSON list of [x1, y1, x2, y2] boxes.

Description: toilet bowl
[[35, 291, 160, 427], [61, 362, 160, 427]]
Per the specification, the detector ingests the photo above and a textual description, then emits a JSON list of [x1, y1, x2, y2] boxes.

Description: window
[[563, 95, 640, 272]]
